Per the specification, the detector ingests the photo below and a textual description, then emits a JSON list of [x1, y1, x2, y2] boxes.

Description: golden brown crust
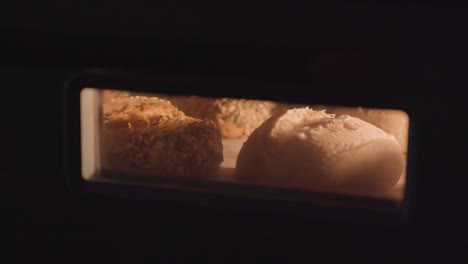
[[165, 96, 282, 139], [103, 96, 186, 125], [101, 96, 223, 178]]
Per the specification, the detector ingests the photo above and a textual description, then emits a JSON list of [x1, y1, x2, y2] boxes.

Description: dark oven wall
[[5, 5, 468, 262]]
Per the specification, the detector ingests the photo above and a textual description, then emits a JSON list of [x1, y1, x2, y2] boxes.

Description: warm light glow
[[80, 88, 410, 205], [80, 88, 101, 180]]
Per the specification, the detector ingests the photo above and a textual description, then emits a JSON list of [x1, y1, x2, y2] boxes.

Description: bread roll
[[236, 108, 404, 193], [101, 96, 223, 178], [326, 107, 409, 154], [165, 96, 281, 139], [326, 106, 409, 186]]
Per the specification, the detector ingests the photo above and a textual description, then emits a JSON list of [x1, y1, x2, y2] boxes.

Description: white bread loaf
[[236, 108, 404, 193], [326, 107, 409, 154], [326, 107, 409, 186]]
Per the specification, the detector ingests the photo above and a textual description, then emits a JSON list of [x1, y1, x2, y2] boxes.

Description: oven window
[[81, 88, 410, 207]]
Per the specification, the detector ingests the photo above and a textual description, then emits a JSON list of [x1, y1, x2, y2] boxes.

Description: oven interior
[[78, 85, 411, 215]]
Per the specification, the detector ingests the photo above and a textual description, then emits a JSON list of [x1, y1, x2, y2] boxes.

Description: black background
[[4, 3, 468, 263]]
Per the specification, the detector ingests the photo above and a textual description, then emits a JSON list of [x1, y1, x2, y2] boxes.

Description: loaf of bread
[[326, 106, 409, 186], [101, 96, 223, 178], [326, 107, 409, 154], [236, 108, 404, 193], [166, 96, 282, 139]]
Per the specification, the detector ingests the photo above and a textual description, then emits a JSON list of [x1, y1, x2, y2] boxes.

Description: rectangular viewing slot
[[81, 88, 410, 210]]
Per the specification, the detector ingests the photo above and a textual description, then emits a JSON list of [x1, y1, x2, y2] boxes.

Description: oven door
[[64, 68, 420, 226], [10, 5, 468, 262]]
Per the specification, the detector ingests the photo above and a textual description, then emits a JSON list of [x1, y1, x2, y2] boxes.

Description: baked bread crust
[[168, 96, 281, 139], [101, 96, 223, 178]]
